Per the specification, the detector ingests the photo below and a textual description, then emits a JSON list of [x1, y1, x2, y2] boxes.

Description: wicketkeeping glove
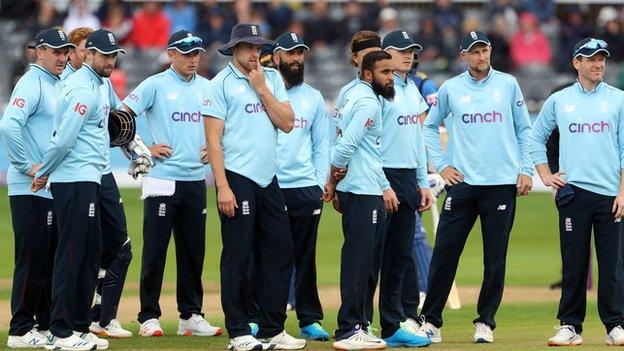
[[121, 133, 154, 179]]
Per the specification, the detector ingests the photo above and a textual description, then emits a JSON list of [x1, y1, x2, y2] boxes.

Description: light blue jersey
[[330, 77, 359, 160], [276, 82, 329, 189], [60, 64, 122, 175], [380, 73, 430, 189], [423, 68, 533, 185], [202, 62, 289, 187], [123, 67, 209, 181], [333, 80, 387, 196], [36, 64, 110, 184], [529, 81, 624, 196], [0, 64, 59, 198]]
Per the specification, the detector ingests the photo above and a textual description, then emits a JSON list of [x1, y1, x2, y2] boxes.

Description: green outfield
[[1, 187, 613, 350]]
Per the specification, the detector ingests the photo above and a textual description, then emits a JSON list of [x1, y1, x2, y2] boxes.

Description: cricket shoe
[[139, 318, 163, 337], [178, 314, 222, 336], [44, 334, 96, 351], [89, 320, 132, 338], [548, 325, 582, 346], [75, 332, 108, 350], [227, 335, 263, 351], [417, 317, 441, 343], [473, 323, 493, 343], [258, 330, 306, 350], [400, 318, 420, 335], [606, 325, 624, 346], [333, 325, 386, 350], [300, 323, 329, 341], [383, 327, 430, 348], [7, 329, 46, 348]]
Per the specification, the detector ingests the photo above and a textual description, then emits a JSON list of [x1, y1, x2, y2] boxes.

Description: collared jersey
[[0, 64, 59, 198], [530, 81, 624, 196], [123, 67, 209, 181], [36, 64, 110, 184], [380, 73, 430, 189], [333, 80, 386, 196], [423, 68, 533, 185], [60, 63, 76, 81], [202, 62, 289, 187], [276, 82, 329, 189]]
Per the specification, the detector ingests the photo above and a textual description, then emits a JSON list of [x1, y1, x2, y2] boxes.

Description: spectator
[[129, 1, 170, 50], [558, 6, 591, 70], [28, 0, 62, 38], [523, 0, 556, 24], [63, 0, 100, 33], [266, 0, 294, 36], [486, 0, 518, 34], [196, 7, 231, 48], [102, 4, 132, 43], [510, 12, 552, 70], [96, 0, 130, 22], [433, 0, 462, 35], [378, 7, 399, 38], [164, 0, 197, 33], [599, 7, 624, 63], [232, 0, 252, 23], [416, 17, 443, 68], [488, 14, 512, 72], [304, 0, 335, 47], [336, 0, 367, 44]]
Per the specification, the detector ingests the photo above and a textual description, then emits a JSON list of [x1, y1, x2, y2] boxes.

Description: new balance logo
[[242, 200, 250, 215], [158, 203, 166, 217], [88, 203, 95, 217], [444, 196, 452, 211], [47, 211, 53, 226], [565, 217, 572, 232], [313, 208, 321, 215], [497, 204, 507, 211], [372, 210, 378, 224], [563, 105, 576, 113]]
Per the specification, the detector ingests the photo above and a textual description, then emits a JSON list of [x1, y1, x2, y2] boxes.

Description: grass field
[[0, 187, 613, 350]]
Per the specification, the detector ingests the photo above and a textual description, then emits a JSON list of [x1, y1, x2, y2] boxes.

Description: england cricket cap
[[273, 32, 309, 53], [85, 29, 126, 54], [572, 37, 610, 59], [459, 31, 490, 52], [382, 30, 422, 51], [32, 28, 76, 49], [218, 22, 274, 56], [167, 30, 206, 54]]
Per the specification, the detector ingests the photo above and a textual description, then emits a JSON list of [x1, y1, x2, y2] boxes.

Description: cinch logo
[[245, 102, 266, 114], [171, 111, 201, 123], [74, 102, 87, 115], [461, 110, 502, 124], [12, 98, 25, 108], [568, 121, 610, 133], [397, 114, 420, 126], [294, 117, 308, 128]]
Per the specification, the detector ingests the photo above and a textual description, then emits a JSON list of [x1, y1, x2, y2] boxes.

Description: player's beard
[[372, 78, 395, 100], [278, 61, 304, 87], [93, 64, 113, 78]]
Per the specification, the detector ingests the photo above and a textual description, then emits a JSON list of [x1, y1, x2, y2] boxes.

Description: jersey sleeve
[[122, 77, 156, 116], [423, 83, 450, 172], [511, 79, 534, 176], [311, 92, 330, 187], [202, 78, 227, 120], [332, 98, 379, 168], [529, 94, 558, 167], [272, 70, 289, 103]]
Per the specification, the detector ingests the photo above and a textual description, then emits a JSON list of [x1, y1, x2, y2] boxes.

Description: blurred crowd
[[5, 0, 624, 100]]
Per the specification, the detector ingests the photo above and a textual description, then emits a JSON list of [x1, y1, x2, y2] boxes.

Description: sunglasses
[[169, 36, 203, 48]]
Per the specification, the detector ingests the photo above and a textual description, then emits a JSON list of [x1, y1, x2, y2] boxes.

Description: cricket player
[[418, 31, 533, 344], [121, 30, 221, 338], [376, 30, 433, 347], [529, 38, 624, 347], [203, 23, 305, 351], [32, 28, 128, 350], [272, 32, 330, 340], [0, 28, 73, 349], [323, 50, 396, 350], [59, 26, 141, 340]]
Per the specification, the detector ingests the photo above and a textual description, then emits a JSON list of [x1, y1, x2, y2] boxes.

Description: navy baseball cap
[[167, 30, 206, 54], [382, 30, 422, 51], [31, 28, 76, 49], [572, 37, 610, 59], [273, 32, 309, 53], [85, 29, 126, 54], [459, 31, 491, 52], [218, 23, 274, 56]]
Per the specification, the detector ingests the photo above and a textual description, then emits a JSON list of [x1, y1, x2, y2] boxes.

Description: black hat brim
[[86, 46, 127, 55], [573, 48, 611, 59], [273, 43, 310, 54], [383, 43, 423, 51], [218, 37, 275, 56], [36, 42, 77, 49], [167, 46, 206, 54], [461, 40, 490, 52]]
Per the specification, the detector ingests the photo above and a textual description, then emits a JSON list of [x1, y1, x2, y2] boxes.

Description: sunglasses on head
[[169, 36, 203, 48], [574, 39, 608, 57]]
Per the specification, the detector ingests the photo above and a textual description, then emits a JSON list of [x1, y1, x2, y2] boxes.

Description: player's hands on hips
[[612, 193, 624, 219], [516, 174, 533, 196], [200, 145, 209, 164], [247, 57, 267, 93], [383, 188, 400, 213], [419, 188, 434, 212], [27, 163, 41, 178], [150, 144, 172, 159], [541, 171, 566, 189], [217, 185, 238, 218], [30, 176, 47, 192], [440, 166, 464, 186]]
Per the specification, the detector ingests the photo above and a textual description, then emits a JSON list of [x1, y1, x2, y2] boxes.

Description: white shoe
[[7, 329, 46, 348], [75, 332, 108, 350], [606, 325, 624, 346], [89, 320, 132, 338], [417, 318, 441, 343], [139, 318, 163, 337], [548, 325, 582, 346], [473, 322, 493, 343], [400, 318, 428, 338], [227, 335, 263, 351], [258, 330, 306, 350], [44, 334, 96, 351], [178, 314, 222, 336], [333, 328, 386, 350]]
